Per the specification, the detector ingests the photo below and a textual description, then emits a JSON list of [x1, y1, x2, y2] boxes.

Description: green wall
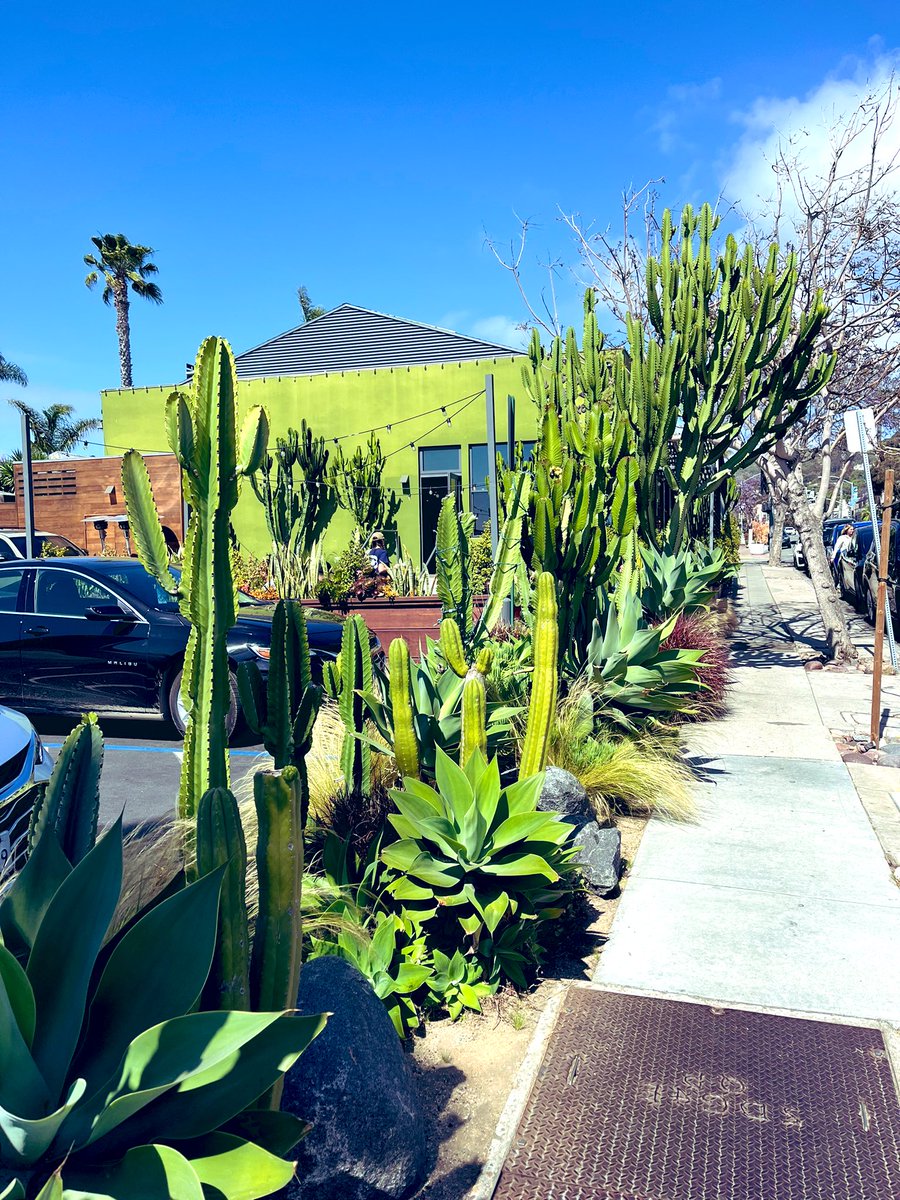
[[101, 356, 536, 564]]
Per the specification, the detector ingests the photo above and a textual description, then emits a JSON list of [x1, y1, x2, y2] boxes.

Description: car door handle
[[25, 626, 49, 637]]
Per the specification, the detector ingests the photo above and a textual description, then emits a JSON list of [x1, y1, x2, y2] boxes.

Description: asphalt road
[[32, 713, 266, 832]]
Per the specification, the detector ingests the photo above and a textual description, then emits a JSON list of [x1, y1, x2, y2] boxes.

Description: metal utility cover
[[493, 988, 900, 1200]]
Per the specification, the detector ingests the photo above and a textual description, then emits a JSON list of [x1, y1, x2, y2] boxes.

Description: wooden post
[[871, 467, 895, 747]]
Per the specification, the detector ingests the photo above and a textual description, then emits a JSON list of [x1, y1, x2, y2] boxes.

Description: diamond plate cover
[[493, 988, 900, 1200]]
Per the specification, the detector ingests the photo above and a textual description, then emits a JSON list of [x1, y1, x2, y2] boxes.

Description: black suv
[[861, 520, 900, 632], [0, 558, 352, 736]]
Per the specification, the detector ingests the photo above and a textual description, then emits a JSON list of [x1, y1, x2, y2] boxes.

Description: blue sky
[[1, 1, 898, 450]]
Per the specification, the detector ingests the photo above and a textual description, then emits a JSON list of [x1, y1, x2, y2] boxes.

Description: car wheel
[[167, 667, 239, 740]]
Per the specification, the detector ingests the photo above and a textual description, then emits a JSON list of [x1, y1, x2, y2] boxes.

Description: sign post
[[846, 408, 898, 671], [20, 410, 35, 560], [870, 467, 895, 747]]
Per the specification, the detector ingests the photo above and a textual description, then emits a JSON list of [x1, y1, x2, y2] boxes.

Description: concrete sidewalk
[[595, 562, 900, 1024]]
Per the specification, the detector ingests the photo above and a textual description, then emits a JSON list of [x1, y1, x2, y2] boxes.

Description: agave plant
[[380, 749, 575, 987], [0, 821, 325, 1199], [639, 542, 727, 621], [426, 949, 495, 1020], [580, 589, 707, 728]]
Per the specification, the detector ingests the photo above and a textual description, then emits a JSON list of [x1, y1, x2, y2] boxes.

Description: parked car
[[835, 522, 876, 610], [861, 520, 900, 631], [0, 704, 53, 877], [0, 557, 359, 737], [0, 529, 84, 560], [793, 539, 806, 571], [792, 520, 842, 573]]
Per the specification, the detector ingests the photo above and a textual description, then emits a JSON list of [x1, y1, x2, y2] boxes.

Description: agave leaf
[[480, 852, 559, 881], [0, 1181, 25, 1200], [488, 811, 561, 854], [74, 868, 224, 1097], [27, 821, 123, 1098], [180, 1131, 295, 1200], [0, 1079, 86, 1168], [222, 1109, 309, 1158], [62, 1142, 204, 1200], [0, 830, 72, 959], [433, 749, 473, 825], [0, 944, 35, 1047]]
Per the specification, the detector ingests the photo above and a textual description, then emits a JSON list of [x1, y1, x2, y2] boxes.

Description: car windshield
[[89, 560, 262, 612]]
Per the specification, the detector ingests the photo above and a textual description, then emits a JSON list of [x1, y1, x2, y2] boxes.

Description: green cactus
[[460, 671, 487, 767], [440, 617, 469, 678], [122, 337, 268, 833], [251, 768, 303, 1014], [328, 614, 373, 795], [332, 431, 401, 535], [196, 786, 251, 1011], [28, 713, 102, 865], [238, 599, 323, 828], [519, 572, 559, 780], [389, 637, 419, 780]]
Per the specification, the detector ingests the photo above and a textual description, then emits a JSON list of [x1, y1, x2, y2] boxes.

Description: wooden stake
[[871, 467, 895, 747]]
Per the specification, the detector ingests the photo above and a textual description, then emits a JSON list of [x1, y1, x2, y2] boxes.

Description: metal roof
[[230, 304, 523, 379]]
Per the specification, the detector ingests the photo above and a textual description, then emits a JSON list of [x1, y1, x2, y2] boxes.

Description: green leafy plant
[[314, 534, 369, 607], [323, 614, 373, 796], [639, 543, 727, 621], [579, 590, 707, 728], [426, 949, 495, 1020], [380, 749, 575, 987], [0, 821, 325, 1200]]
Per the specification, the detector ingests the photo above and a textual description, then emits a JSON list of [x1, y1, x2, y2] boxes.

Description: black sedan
[[0, 558, 349, 736]]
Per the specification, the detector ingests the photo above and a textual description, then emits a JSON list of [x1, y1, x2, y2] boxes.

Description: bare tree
[[747, 76, 900, 659]]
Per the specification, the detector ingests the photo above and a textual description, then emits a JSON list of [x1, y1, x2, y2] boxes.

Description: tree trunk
[[782, 466, 858, 663], [769, 503, 787, 568], [114, 283, 132, 388]]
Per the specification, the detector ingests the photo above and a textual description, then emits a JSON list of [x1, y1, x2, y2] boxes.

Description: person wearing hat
[[368, 531, 391, 576]]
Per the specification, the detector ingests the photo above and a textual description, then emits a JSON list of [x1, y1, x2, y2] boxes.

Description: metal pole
[[858, 411, 898, 669], [507, 393, 515, 467], [870, 467, 894, 746], [20, 411, 35, 559], [485, 375, 499, 561]]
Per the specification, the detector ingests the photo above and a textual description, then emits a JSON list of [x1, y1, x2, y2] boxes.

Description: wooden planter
[[302, 596, 444, 655]]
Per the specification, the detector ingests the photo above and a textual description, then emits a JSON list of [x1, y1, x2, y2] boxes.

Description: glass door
[[419, 447, 461, 569]]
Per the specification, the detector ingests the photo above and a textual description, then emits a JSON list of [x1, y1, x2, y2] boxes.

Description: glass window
[[0, 569, 25, 612], [34, 569, 117, 618], [94, 562, 180, 612], [419, 446, 461, 474], [468, 442, 535, 532], [0, 538, 18, 562]]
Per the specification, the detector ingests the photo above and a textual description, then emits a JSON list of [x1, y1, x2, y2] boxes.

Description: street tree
[[8, 400, 100, 456], [84, 234, 163, 387], [297, 285, 326, 323]]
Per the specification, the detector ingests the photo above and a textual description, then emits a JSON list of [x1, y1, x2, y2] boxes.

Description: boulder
[[538, 767, 591, 819], [281, 957, 426, 1200], [572, 821, 622, 895]]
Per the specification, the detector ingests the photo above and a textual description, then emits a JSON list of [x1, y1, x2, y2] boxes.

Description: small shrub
[[316, 536, 370, 606], [716, 510, 742, 569], [469, 521, 493, 594], [546, 685, 696, 821], [661, 611, 730, 722], [232, 547, 275, 599]]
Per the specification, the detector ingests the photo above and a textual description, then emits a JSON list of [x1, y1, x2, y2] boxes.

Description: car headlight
[[249, 644, 271, 660]]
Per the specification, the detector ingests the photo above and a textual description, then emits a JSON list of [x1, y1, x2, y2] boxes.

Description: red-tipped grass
[[661, 611, 730, 721]]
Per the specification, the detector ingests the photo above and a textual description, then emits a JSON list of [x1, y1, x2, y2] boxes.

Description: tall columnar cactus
[[122, 336, 269, 831], [389, 637, 419, 780], [332, 431, 401, 535], [519, 572, 559, 780], [28, 713, 103, 865], [238, 599, 323, 827], [460, 671, 487, 767], [251, 768, 303, 1012], [196, 786, 251, 1011], [324, 614, 373, 795]]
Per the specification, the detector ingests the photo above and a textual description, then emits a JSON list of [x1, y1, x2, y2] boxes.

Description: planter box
[[302, 596, 444, 656]]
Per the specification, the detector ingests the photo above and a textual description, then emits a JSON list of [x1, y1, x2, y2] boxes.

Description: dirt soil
[[410, 814, 646, 1200]]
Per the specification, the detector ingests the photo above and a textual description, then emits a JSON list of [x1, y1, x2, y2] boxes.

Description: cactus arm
[[440, 618, 468, 678], [196, 787, 250, 1011], [237, 406, 270, 477], [475, 472, 531, 638], [28, 713, 103, 865], [121, 450, 179, 593], [519, 572, 559, 780], [251, 767, 304, 1099], [460, 671, 488, 768], [389, 638, 419, 780]]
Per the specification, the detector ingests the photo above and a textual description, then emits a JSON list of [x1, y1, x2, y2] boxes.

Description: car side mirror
[[84, 603, 136, 622]]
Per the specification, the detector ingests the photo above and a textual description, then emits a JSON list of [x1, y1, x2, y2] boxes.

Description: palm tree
[[84, 234, 163, 387], [8, 400, 100, 456], [297, 285, 326, 323], [0, 353, 27, 386]]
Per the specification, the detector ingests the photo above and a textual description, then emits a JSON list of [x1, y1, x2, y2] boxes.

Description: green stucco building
[[102, 305, 536, 565]]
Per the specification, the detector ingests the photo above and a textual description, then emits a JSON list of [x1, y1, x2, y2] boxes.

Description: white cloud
[[652, 78, 722, 153], [722, 51, 900, 219], [469, 316, 528, 349]]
